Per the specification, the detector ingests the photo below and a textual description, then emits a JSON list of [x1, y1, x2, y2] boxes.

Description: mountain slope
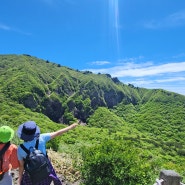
[[1, 54, 185, 183], [2, 54, 184, 124], [0, 54, 144, 123]]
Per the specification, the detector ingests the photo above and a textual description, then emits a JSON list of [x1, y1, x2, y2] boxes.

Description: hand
[[70, 123, 78, 129]]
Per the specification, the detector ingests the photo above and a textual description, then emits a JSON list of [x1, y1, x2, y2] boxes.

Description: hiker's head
[[0, 126, 14, 143], [17, 121, 40, 141]]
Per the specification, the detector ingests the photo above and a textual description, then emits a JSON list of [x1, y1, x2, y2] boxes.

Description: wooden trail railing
[[153, 170, 185, 185]]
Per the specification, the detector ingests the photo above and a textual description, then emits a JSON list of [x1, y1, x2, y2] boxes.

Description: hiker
[[0, 126, 19, 185], [17, 120, 78, 185]]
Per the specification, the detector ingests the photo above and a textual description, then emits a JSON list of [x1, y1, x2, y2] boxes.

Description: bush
[[81, 139, 157, 185]]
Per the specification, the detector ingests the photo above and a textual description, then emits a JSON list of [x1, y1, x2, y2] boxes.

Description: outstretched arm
[[50, 123, 78, 140]]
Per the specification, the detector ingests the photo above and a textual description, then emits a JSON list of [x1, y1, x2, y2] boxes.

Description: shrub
[[81, 139, 157, 185]]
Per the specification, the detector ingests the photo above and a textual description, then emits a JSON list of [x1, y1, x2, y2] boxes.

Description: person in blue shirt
[[17, 120, 78, 185]]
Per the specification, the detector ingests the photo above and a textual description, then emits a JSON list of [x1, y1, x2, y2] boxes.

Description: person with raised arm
[[17, 121, 78, 185]]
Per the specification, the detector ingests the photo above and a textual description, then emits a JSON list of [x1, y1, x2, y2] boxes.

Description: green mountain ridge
[[2, 54, 184, 124], [1, 54, 185, 184]]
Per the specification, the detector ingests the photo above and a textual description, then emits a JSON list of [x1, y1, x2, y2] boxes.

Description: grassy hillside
[[1, 54, 144, 123], [1, 54, 185, 184]]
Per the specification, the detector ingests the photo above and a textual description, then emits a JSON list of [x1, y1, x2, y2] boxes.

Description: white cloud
[[0, 23, 10, 31], [129, 77, 185, 86], [123, 76, 185, 95], [143, 10, 185, 29], [156, 77, 185, 83], [84, 60, 185, 95], [118, 56, 144, 63], [0, 22, 31, 35], [169, 10, 185, 26], [86, 61, 185, 78], [89, 61, 111, 66]]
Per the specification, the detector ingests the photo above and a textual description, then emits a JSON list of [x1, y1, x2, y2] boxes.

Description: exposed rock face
[[35, 84, 126, 124], [41, 98, 64, 123], [22, 94, 38, 109], [104, 90, 124, 108]]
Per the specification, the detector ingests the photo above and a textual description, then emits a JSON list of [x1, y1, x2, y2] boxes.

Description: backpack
[[0, 142, 10, 181], [20, 138, 51, 184]]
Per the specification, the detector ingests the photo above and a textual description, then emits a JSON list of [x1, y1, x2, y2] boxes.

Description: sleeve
[[37, 134, 51, 155], [41, 133, 51, 142], [17, 146, 23, 161], [9, 144, 19, 169]]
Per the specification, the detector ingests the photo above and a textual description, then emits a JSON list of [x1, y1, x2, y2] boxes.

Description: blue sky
[[1, 0, 185, 95]]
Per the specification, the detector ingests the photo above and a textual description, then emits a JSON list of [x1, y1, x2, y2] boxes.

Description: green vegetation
[[1, 54, 185, 184], [81, 139, 158, 185]]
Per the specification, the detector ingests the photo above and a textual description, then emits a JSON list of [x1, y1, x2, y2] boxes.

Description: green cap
[[0, 126, 14, 143]]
